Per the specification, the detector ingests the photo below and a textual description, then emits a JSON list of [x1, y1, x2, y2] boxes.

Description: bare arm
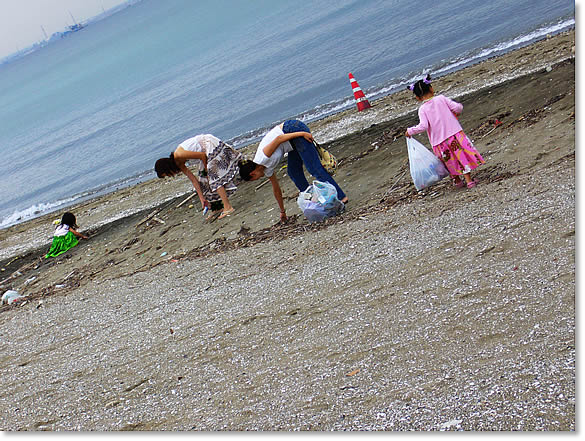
[[268, 174, 287, 222], [262, 131, 314, 158], [177, 162, 209, 209], [174, 147, 208, 170], [70, 228, 89, 240]]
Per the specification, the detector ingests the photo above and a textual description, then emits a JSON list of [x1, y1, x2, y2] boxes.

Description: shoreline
[[0, 29, 575, 242], [0, 28, 575, 300], [0, 30, 575, 264], [0, 29, 575, 430]]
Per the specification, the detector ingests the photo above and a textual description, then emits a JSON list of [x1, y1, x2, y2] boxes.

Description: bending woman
[[155, 134, 241, 220], [238, 119, 348, 222]]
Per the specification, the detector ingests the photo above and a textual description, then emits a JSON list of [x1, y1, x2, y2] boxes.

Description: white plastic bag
[[297, 180, 344, 222], [406, 137, 449, 191]]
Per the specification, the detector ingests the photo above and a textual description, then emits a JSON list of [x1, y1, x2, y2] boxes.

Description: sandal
[[217, 208, 235, 220], [467, 181, 476, 189], [453, 179, 465, 188]]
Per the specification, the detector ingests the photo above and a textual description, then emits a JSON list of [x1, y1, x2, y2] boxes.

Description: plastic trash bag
[[297, 180, 344, 222], [1, 290, 27, 305], [406, 137, 449, 191]]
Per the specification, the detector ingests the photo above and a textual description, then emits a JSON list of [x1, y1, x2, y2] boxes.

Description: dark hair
[[238, 159, 257, 181], [154, 153, 181, 178], [408, 74, 432, 98], [61, 212, 77, 228]]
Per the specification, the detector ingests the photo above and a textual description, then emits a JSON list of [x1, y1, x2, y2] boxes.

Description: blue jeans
[[283, 120, 347, 200]]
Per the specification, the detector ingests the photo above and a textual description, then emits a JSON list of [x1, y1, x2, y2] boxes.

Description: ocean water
[[0, 0, 574, 229]]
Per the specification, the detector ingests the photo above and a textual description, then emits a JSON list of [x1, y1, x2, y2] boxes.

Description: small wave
[[0, 169, 157, 229], [434, 18, 574, 76], [0, 197, 79, 229], [228, 129, 269, 149], [293, 18, 576, 128], [227, 99, 359, 149], [297, 97, 357, 123]]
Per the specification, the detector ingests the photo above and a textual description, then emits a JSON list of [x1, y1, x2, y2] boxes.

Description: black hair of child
[[154, 153, 181, 178], [238, 159, 256, 181], [409, 74, 432, 98], [61, 212, 78, 228]]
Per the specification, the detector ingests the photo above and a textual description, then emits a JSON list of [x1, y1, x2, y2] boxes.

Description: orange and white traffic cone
[[348, 72, 371, 111]]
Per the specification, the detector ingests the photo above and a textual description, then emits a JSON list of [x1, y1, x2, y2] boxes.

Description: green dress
[[45, 231, 79, 258]]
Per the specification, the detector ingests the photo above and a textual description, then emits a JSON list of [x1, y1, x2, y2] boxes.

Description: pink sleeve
[[443, 96, 463, 114], [407, 107, 429, 136]]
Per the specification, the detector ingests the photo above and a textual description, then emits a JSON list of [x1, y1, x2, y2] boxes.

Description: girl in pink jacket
[[405, 75, 484, 188]]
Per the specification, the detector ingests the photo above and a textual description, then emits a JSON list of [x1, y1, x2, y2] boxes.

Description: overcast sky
[[0, 0, 129, 58]]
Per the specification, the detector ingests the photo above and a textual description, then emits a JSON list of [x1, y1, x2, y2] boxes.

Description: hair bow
[[408, 76, 431, 91]]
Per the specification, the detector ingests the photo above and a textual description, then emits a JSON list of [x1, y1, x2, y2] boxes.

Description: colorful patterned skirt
[[45, 231, 79, 258], [200, 141, 242, 202], [433, 131, 485, 177]]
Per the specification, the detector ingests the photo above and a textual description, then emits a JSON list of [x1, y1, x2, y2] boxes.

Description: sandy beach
[[0, 30, 575, 431]]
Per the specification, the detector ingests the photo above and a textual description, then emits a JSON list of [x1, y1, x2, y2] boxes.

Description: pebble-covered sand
[[0, 31, 575, 431]]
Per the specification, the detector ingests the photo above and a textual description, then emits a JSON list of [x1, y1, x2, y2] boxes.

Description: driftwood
[[386, 170, 408, 195], [176, 192, 196, 208], [0, 276, 14, 285], [0, 260, 38, 285], [384, 159, 409, 195], [136, 196, 183, 228], [481, 125, 500, 138], [255, 180, 270, 191], [136, 191, 198, 228], [136, 209, 164, 228]]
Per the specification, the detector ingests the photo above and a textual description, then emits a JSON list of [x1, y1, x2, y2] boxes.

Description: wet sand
[[0, 31, 575, 431]]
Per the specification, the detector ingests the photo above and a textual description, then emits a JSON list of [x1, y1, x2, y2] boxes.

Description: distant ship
[[67, 23, 85, 32], [66, 11, 85, 33], [1, 1, 141, 66]]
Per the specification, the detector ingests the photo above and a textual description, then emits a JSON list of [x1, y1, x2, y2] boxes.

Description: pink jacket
[[407, 95, 464, 147]]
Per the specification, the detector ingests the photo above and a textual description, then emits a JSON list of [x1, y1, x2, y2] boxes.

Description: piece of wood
[[384, 159, 409, 195], [255, 180, 270, 191], [386, 170, 408, 194], [176, 192, 196, 208], [136, 209, 162, 227], [481, 126, 499, 138], [135, 196, 181, 228]]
